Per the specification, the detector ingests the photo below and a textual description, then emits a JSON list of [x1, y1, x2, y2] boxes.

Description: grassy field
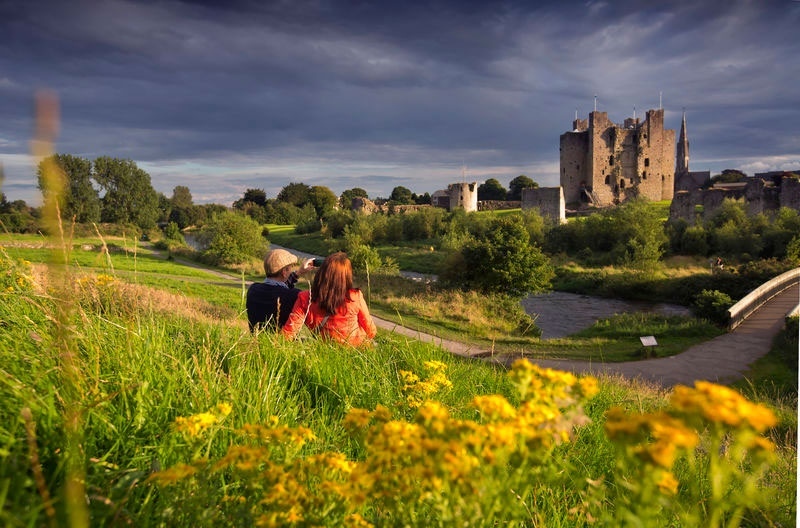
[[1, 243, 795, 526]]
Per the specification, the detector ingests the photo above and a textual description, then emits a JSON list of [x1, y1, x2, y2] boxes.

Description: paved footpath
[[377, 283, 799, 388]]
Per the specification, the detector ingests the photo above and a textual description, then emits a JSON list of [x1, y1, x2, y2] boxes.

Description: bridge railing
[[727, 267, 800, 331]]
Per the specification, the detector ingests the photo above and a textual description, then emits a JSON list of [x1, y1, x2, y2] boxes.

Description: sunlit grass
[[1, 245, 794, 526]]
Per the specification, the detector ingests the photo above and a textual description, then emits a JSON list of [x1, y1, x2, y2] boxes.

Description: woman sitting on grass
[[282, 252, 377, 347]]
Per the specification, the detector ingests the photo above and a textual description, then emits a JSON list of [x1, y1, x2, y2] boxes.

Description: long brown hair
[[310, 252, 354, 315]]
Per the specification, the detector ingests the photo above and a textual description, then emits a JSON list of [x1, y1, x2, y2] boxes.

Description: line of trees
[[477, 175, 538, 201], [37, 154, 160, 229], [30, 154, 228, 232]]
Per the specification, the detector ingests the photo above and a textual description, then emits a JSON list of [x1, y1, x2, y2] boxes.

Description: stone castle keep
[[560, 108, 675, 207]]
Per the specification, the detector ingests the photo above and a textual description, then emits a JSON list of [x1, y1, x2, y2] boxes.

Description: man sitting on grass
[[246, 248, 314, 332]]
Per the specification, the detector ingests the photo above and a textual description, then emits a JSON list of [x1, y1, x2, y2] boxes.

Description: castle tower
[[676, 110, 689, 176], [560, 107, 675, 207]]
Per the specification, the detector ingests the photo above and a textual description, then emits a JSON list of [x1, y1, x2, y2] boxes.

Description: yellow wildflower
[[472, 395, 517, 421], [423, 360, 448, 372], [656, 471, 679, 495], [175, 412, 217, 437], [147, 463, 198, 485]]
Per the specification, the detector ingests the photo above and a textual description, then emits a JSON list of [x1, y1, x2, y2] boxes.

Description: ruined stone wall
[[669, 176, 800, 222], [669, 191, 696, 222], [780, 177, 800, 210], [351, 197, 380, 214], [351, 198, 431, 215], [477, 200, 521, 211], [521, 187, 566, 223], [745, 179, 780, 216]]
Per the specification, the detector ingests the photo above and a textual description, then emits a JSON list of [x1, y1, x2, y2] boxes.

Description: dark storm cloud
[[1, 0, 798, 205]]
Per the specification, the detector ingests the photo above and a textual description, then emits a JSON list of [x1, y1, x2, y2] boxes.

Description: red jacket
[[282, 289, 377, 347]]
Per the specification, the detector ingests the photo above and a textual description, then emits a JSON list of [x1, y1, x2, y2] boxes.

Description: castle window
[[620, 179, 626, 189], [605, 175, 610, 184], [644, 158, 650, 167], [642, 171, 647, 180], [609, 155, 614, 166]]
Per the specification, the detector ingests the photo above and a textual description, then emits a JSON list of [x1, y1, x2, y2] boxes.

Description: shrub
[[441, 215, 553, 297], [691, 289, 734, 326], [164, 221, 185, 243], [197, 211, 267, 265]]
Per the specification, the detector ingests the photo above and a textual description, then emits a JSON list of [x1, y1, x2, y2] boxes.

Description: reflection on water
[[183, 233, 204, 251], [522, 291, 691, 339]]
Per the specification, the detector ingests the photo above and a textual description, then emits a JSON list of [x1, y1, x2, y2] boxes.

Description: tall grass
[[1, 250, 795, 526]]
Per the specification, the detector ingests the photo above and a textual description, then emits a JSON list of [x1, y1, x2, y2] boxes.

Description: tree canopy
[[340, 187, 369, 208], [308, 185, 338, 217], [478, 178, 507, 201], [444, 215, 553, 296], [36, 154, 101, 223], [171, 185, 194, 209], [94, 157, 159, 229], [507, 175, 538, 201], [389, 186, 414, 205], [234, 188, 267, 209], [277, 182, 312, 207]]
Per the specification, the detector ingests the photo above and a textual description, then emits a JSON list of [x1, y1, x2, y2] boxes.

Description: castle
[[350, 105, 799, 222], [560, 108, 675, 207]]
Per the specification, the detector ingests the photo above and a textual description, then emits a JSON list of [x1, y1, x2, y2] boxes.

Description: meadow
[[0, 233, 796, 526], [1, 231, 723, 362]]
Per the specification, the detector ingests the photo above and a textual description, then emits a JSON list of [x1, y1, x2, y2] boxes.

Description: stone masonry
[[560, 108, 675, 207], [521, 187, 566, 223]]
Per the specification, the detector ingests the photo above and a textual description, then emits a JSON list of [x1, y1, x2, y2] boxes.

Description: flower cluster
[[148, 368, 780, 527], [671, 381, 778, 433], [398, 360, 453, 408], [150, 361, 599, 525], [601, 381, 779, 526], [174, 402, 232, 438]]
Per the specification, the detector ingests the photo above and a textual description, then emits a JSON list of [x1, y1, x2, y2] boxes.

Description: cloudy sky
[[1, 0, 798, 207]]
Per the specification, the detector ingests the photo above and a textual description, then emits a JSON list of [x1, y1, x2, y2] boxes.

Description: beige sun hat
[[264, 249, 298, 275]]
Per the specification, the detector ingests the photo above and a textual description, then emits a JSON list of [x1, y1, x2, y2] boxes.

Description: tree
[[36, 154, 100, 223], [413, 192, 431, 205], [197, 211, 267, 265], [94, 157, 159, 229], [277, 182, 311, 207], [478, 178, 507, 201], [442, 215, 553, 296], [171, 185, 194, 209], [340, 187, 369, 209], [389, 186, 414, 205], [507, 175, 538, 201], [308, 185, 338, 217], [0, 193, 38, 233], [233, 188, 267, 209]]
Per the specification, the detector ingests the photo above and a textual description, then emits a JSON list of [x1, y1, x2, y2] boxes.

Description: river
[[521, 291, 691, 339]]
